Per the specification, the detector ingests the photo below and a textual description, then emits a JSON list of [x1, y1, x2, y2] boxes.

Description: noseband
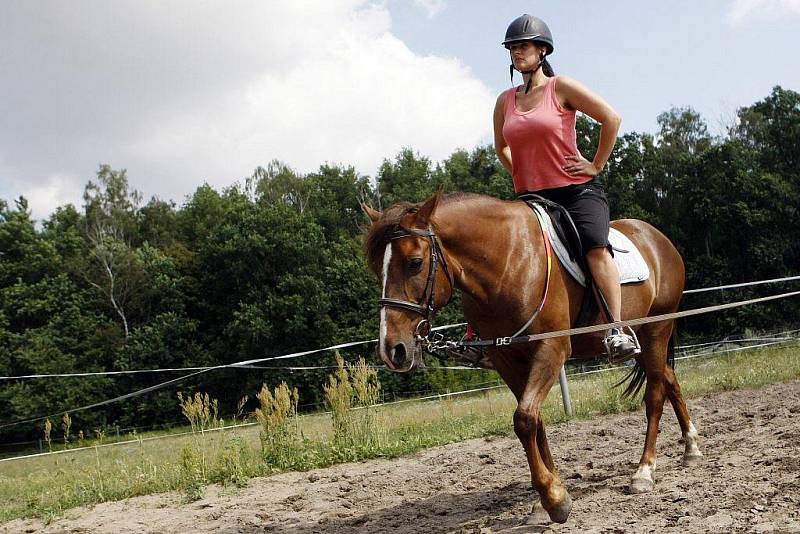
[[378, 225, 454, 344]]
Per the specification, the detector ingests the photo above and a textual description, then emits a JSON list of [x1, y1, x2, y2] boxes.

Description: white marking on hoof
[[682, 422, 704, 466], [629, 462, 656, 494]]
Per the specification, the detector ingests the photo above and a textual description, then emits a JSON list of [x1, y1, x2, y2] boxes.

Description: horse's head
[[363, 192, 454, 373]]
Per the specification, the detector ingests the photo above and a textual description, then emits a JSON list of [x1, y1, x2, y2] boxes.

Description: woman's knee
[[585, 245, 612, 264]]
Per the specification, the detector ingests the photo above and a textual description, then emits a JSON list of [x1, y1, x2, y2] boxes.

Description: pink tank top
[[502, 76, 591, 193]]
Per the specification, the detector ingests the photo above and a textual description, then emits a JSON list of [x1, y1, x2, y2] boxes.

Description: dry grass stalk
[[254, 382, 300, 468], [177, 391, 219, 433], [43, 419, 52, 452], [61, 414, 72, 445], [323, 353, 382, 449]]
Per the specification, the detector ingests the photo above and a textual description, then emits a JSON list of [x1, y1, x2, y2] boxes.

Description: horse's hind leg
[[664, 365, 703, 466], [629, 326, 671, 494]]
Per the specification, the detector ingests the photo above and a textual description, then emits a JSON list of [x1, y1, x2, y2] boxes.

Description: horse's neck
[[437, 198, 542, 307]]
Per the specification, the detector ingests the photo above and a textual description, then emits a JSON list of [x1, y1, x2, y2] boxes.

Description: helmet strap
[[523, 53, 547, 94]]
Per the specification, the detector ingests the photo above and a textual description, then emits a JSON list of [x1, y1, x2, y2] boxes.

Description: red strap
[[465, 323, 474, 341]]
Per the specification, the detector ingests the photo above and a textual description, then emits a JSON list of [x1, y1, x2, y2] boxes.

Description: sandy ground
[[5, 379, 800, 534]]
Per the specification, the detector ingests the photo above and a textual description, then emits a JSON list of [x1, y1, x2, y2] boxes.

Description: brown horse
[[362, 191, 703, 524]]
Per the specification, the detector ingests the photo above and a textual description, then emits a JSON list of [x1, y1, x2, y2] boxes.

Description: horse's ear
[[415, 190, 442, 225], [361, 203, 382, 224]]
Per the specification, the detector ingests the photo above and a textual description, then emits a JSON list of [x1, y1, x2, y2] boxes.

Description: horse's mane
[[364, 193, 488, 275]]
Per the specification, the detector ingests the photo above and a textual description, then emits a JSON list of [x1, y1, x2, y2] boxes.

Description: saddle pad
[[530, 203, 650, 287]]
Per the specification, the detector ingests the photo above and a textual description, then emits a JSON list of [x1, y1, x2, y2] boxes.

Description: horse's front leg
[[513, 339, 572, 523]]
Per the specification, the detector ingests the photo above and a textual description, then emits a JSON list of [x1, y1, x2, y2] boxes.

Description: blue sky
[[1, 1, 798, 220], [390, 0, 800, 134]]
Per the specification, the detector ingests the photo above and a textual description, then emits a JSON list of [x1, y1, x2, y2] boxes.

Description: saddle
[[521, 197, 650, 287], [520, 195, 649, 327]]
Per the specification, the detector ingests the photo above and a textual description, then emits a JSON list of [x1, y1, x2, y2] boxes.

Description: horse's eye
[[408, 258, 423, 273]]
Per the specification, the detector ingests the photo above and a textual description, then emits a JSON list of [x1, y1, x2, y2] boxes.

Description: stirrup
[[603, 325, 641, 364]]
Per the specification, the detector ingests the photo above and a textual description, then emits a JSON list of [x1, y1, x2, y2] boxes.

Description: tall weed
[[254, 382, 300, 469], [61, 413, 72, 445], [218, 396, 253, 487], [176, 391, 221, 500], [43, 419, 53, 452], [323, 353, 382, 455]]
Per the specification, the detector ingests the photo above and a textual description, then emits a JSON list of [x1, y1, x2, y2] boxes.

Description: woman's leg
[[586, 245, 639, 360], [556, 181, 638, 360], [586, 245, 621, 321]]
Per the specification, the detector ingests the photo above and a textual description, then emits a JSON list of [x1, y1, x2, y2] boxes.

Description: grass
[[1, 342, 799, 523]]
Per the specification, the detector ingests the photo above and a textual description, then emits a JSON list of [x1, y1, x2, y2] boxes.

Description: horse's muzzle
[[380, 341, 419, 373]]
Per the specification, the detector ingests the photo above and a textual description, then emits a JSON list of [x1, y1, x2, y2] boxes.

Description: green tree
[[305, 164, 375, 240], [82, 165, 144, 338], [434, 145, 514, 199], [252, 160, 311, 213], [377, 148, 436, 205]]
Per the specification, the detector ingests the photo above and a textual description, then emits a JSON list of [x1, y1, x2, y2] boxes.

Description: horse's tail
[[617, 322, 677, 399]]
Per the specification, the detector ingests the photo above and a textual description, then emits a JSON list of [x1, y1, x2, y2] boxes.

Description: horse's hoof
[[628, 476, 655, 494], [682, 452, 704, 467], [547, 493, 573, 524]]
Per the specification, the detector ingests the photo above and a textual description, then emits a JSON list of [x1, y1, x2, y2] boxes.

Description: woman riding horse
[[494, 14, 637, 362], [362, 14, 705, 524]]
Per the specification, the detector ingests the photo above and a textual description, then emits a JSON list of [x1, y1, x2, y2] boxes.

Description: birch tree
[[83, 165, 143, 339]]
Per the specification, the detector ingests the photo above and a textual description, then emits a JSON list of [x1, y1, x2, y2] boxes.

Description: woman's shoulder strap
[[503, 86, 519, 115], [548, 76, 567, 113]]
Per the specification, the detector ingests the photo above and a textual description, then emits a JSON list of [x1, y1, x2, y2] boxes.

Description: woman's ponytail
[[542, 57, 555, 77]]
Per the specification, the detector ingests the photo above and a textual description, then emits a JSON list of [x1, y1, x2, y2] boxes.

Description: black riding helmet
[[502, 14, 554, 54], [503, 14, 554, 93]]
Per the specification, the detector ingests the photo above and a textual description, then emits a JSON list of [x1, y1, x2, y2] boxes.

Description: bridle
[[378, 225, 454, 346]]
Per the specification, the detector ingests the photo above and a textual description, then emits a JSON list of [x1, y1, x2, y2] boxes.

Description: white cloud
[[135, 6, 491, 190], [413, 0, 447, 19], [0, 1, 493, 215], [17, 174, 84, 222], [727, 0, 800, 25]]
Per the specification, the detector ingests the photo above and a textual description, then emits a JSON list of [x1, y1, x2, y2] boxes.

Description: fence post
[[558, 365, 573, 417]]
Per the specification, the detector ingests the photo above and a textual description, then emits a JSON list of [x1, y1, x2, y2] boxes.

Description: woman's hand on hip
[[562, 154, 600, 176]]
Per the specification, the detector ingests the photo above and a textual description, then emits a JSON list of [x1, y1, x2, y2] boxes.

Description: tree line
[[1, 86, 798, 443]]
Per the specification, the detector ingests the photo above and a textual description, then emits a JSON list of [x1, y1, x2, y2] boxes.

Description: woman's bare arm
[[493, 91, 513, 175], [557, 76, 621, 174]]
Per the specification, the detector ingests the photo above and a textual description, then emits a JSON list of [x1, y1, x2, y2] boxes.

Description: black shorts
[[522, 178, 611, 256]]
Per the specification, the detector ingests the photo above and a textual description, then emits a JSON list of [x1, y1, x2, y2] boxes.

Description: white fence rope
[[682, 275, 800, 294], [7, 329, 796, 448], [2, 289, 799, 430]]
